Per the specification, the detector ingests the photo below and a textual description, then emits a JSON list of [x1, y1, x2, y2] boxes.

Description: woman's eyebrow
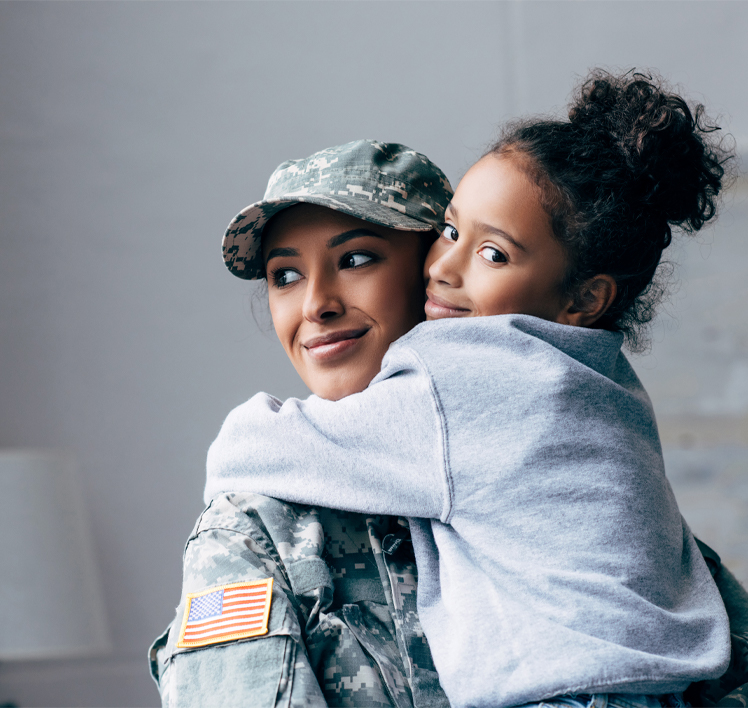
[[327, 228, 387, 249], [265, 246, 300, 263]]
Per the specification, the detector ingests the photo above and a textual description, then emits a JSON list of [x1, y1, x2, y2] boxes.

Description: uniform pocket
[[166, 635, 293, 708], [158, 584, 325, 708]]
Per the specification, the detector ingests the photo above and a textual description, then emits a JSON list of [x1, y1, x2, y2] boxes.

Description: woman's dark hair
[[488, 69, 734, 351]]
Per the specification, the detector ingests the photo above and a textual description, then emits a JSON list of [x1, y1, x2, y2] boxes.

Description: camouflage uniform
[[686, 542, 748, 707], [149, 493, 449, 707]]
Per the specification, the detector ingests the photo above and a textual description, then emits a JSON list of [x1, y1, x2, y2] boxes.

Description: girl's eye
[[341, 252, 375, 269], [478, 246, 508, 264], [442, 224, 458, 242], [271, 268, 302, 288]]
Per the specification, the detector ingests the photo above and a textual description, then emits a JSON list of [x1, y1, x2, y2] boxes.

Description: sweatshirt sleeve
[[203, 348, 450, 522]]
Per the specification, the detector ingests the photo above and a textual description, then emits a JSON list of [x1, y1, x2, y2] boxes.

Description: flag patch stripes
[[177, 578, 274, 648]]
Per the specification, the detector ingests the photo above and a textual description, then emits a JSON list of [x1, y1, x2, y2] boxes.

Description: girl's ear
[[558, 275, 617, 328]]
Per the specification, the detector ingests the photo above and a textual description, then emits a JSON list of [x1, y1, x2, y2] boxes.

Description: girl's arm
[[204, 351, 450, 521]]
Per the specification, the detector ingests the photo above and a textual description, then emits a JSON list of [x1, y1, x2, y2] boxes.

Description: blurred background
[[0, 2, 746, 705]]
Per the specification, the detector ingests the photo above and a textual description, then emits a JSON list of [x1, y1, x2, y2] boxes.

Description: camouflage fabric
[[716, 682, 748, 707], [222, 139, 454, 280], [149, 493, 448, 708], [686, 556, 748, 707]]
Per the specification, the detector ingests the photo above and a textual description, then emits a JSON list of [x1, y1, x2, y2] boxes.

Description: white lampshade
[[0, 450, 111, 660]]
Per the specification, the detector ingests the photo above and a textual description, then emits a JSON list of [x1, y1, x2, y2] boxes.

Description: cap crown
[[223, 139, 453, 279]]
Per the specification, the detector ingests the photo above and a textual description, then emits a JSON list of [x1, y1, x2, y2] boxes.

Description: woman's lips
[[424, 291, 471, 319], [303, 328, 370, 362]]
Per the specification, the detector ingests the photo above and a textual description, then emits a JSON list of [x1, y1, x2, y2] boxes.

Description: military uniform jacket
[[150, 494, 748, 707], [149, 492, 449, 708]]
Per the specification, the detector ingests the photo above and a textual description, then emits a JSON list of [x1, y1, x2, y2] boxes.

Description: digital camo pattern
[[685, 563, 748, 707], [150, 495, 327, 708], [277, 637, 329, 708], [222, 139, 454, 280], [311, 509, 447, 707], [716, 682, 748, 707], [365, 516, 443, 707], [150, 493, 449, 708], [697, 632, 748, 706]]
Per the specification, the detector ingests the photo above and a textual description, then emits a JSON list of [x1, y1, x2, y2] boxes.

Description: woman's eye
[[341, 252, 374, 269], [478, 246, 507, 264], [272, 268, 302, 288], [442, 224, 458, 242]]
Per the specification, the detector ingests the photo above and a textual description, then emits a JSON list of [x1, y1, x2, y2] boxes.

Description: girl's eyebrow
[[327, 228, 386, 249], [476, 222, 527, 253], [447, 202, 526, 252]]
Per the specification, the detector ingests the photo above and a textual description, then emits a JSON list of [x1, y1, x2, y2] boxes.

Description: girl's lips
[[303, 328, 370, 362], [424, 291, 471, 319]]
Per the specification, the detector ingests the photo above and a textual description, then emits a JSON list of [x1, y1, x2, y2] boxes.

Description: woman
[[151, 139, 748, 708], [150, 140, 453, 708]]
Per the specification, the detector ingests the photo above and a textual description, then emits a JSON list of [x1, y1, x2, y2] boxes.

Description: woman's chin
[[305, 368, 377, 401], [312, 381, 369, 401]]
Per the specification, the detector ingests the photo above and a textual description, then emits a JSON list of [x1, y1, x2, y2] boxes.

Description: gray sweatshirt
[[205, 315, 730, 708]]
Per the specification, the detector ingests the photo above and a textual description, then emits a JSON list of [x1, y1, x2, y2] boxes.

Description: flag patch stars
[[177, 578, 274, 649], [188, 589, 224, 622]]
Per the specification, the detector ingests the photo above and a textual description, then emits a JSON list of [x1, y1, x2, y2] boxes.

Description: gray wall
[[1, 2, 746, 705]]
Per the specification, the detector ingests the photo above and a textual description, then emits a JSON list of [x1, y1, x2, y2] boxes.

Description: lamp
[[0, 450, 110, 660]]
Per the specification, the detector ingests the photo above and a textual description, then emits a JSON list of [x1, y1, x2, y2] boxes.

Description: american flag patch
[[176, 578, 273, 649]]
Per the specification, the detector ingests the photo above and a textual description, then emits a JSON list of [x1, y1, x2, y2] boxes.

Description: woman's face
[[424, 155, 571, 321], [263, 204, 427, 401]]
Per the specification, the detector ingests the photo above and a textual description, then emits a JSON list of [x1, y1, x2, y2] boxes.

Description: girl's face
[[425, 155, 572, 322], [263, 204, 426, 401]]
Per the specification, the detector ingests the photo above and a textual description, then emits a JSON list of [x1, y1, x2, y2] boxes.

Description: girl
[[206, 72, 735, 708]]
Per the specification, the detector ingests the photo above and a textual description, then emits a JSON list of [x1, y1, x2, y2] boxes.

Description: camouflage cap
[[222, 139, 454, 279]]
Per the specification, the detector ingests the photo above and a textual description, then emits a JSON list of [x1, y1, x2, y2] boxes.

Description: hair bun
[[568, 70, 727, 233], [488, 68, 734, 351]]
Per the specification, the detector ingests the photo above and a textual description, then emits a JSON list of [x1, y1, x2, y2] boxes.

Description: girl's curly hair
[[489, 69, 734, 351]]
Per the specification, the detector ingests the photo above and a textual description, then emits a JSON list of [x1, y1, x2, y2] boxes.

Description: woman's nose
[[302, 274, 344, 323]]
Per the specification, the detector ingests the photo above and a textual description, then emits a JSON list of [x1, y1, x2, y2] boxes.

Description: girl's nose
[[428, 243, 464, 288], [302, 274, 345, 323]]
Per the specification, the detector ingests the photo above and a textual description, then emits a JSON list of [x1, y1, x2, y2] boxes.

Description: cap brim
[[223, 194, 438, 280]]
